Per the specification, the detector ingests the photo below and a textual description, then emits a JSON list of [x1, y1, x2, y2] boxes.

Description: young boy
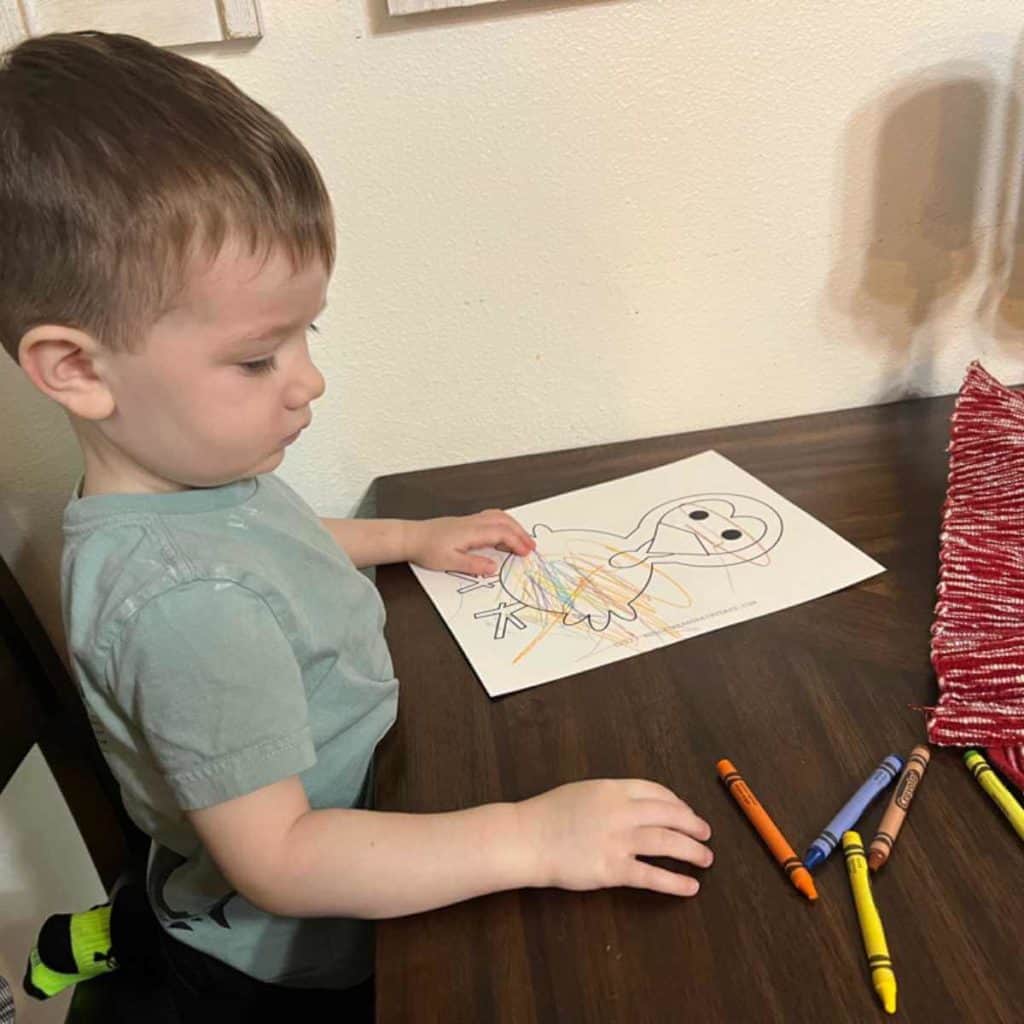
[[0, 31, 713, 1019]]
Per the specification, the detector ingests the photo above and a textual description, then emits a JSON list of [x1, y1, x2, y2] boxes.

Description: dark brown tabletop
[[373, 393, 1024, 1024]]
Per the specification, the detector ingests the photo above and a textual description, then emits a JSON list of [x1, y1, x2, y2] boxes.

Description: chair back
[[0, 555, 147, 889]]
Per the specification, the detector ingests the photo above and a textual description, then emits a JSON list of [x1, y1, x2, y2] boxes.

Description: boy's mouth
[[281, 414, 312, 447]]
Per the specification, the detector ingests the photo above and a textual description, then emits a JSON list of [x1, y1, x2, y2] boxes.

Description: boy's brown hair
[[0, 31, 335, 360]]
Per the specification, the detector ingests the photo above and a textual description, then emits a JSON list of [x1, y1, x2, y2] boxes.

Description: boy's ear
[[18, 325, 116, 421]]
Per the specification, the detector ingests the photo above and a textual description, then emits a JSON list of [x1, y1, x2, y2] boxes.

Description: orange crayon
[[717, 758, 818, 901], [868, 745, 930, 871]]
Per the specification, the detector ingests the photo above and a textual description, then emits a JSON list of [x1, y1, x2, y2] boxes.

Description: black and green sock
[[23, 904, 116, 1000]]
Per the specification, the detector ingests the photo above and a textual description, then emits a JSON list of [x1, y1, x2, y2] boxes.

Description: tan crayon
[[868, 745, 930, 871]]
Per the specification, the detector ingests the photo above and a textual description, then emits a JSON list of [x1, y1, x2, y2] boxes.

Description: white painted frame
[[1, 1, 262, 51], [388, 0, 513, 14]]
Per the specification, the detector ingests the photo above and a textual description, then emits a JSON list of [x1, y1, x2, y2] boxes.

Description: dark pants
[[158, 927, 375, 1023]]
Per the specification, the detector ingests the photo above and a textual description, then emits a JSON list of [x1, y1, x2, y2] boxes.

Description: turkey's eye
[[721, 529, 742, 541]]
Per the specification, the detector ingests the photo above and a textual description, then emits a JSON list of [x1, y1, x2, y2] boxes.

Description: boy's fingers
[[628, 798, 711, 840], [453, 554, 497, 577], [478, 511, 535, 552], [622, 779, 687, 804], [469, 525, 532, 557], [634, 827, 714, 868], [624, 860, 700, 898], [621, 781, 711, 836]]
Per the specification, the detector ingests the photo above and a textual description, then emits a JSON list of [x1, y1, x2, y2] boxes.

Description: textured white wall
[[3, 0, 1024, 972], [265, 0, 1024, 514]]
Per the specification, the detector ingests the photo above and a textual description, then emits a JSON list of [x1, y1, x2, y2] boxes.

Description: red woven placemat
[[925, 362, 1024, 792]]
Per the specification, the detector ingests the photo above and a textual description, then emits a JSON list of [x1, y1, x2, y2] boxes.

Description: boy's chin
[[184, 449, 285, 488], [250, 448, 287, 476]]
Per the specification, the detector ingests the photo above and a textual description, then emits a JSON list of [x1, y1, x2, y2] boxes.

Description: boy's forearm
[[257, 803, 536, 919], [320, 517, 416, 568]]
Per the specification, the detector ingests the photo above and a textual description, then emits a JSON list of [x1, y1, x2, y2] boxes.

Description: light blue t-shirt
[[61, 473, 399, 988]]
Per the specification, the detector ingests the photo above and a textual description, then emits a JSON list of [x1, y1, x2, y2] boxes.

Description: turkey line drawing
[[446, 493, 784, 659]]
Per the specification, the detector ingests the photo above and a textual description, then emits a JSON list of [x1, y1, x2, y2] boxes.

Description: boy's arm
[[187, 775, 713, 920], [321, 511, 535, 571], [319, 517, 417, 569]]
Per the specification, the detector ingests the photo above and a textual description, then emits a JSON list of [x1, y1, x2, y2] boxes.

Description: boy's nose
[[305, 363, 327, 403], [286, 355, 326, 409]]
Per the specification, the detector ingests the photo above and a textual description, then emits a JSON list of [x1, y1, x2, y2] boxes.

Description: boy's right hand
[[515, 779, 713, 897]]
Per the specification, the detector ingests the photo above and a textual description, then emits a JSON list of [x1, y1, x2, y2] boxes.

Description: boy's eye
[[239, 356, 277, 375], [238, 323, 319, 374]]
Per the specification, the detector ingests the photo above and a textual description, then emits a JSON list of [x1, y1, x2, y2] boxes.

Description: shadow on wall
[[0, 360, 80, 654], [824, 50, 1024, 562], [828, 40, 1024, 400], [826, 67, 995, 401]]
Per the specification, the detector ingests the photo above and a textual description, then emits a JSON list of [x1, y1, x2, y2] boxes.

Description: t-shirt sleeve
[[112, 581, 316, 811]]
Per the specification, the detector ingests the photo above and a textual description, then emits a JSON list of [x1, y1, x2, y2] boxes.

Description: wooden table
[[373, 393, 1024, 1023]]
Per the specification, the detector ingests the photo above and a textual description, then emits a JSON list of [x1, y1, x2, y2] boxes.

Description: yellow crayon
[[963, 750, 1024, 843], [842, 831, 897, 1015]]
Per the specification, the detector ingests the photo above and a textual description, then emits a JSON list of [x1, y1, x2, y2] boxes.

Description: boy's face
[[94, 240, 328, 492]]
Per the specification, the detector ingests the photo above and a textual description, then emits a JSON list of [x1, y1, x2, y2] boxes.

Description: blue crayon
[[804, 755, 903, 871]]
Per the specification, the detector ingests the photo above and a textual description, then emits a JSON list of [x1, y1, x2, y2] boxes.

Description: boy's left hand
[[406, 510, 536, 575]]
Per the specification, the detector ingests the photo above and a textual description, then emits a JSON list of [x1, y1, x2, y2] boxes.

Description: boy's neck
[[73, 418, 188, 498], [80, 458, 189, 498]]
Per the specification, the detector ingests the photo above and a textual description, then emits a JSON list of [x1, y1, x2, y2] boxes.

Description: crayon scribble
[[449, 494, 784, 662]]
